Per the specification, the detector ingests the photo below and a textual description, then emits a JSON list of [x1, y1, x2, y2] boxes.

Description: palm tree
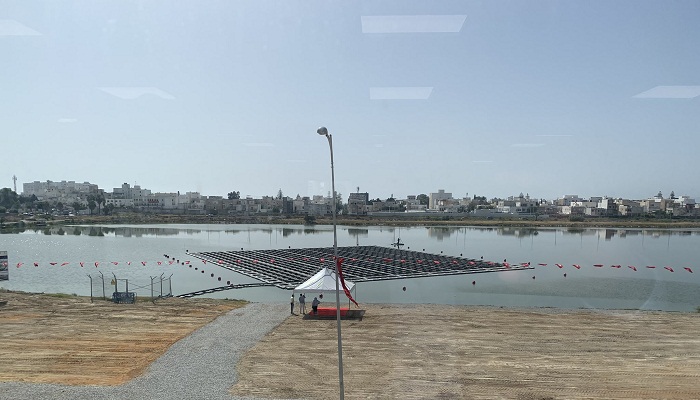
[[96, 195, 105, 215], [87, 195, 96, 215]]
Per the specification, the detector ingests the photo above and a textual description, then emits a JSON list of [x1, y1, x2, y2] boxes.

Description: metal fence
[[87, 271, 107, 301], [87, 273, 173, 303]]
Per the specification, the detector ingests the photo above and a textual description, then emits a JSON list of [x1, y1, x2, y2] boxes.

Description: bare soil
[[3, 291, 699, 399], [0, 291, 244, 386], [231, 304, 700, 399]]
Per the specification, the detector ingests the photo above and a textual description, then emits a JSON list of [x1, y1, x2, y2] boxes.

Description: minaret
[[12, 175, 17, 193]]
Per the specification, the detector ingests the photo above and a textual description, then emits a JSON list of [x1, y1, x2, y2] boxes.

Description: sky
[[2, 0, 699, 201]]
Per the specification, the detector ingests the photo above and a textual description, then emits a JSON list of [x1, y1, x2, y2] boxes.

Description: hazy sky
[[2, 1, 699, 200]]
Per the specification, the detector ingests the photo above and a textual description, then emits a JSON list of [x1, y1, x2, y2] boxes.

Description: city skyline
[[7, 176, 698, 202], [3, 1, 699, 200]]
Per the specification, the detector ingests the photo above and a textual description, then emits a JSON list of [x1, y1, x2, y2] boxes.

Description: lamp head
[[317, 126, 328, 136]]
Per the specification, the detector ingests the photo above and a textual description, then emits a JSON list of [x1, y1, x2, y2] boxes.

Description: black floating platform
[[186, 245, 532, 292]]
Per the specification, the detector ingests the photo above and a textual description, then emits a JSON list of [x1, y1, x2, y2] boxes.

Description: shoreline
[[2, 289, 696, 314]]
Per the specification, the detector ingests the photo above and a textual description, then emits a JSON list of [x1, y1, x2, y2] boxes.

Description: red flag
[[61, 262, 69, 266], [573, 264, 581, 269], [684, 267, 693, 273], [50, 262, 57, 266], [336, 258, 359, 307], [628, 266, 637, 271], [80, 262, 84, 267], [646, 265, 656, 269], [538, 263, 547, 266], [141, 261, 147, 266], [556, 263, 563, 269], [594, 264, 603, 267], [664, 266, 674, 272], [112, 262, 119, 265], [16, 262, 23, 268]]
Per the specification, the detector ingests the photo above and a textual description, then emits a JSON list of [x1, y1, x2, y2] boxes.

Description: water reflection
[[426, 227, 459, 241], [497, 227, 540, 238], [3, 224, 700, 241]]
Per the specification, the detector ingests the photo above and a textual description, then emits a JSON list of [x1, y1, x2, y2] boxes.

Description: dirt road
[[0, 291, 244, 385], [231, 304, 700, 399]]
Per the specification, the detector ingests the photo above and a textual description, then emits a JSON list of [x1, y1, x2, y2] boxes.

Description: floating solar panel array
[[188, 246, 532, 291]]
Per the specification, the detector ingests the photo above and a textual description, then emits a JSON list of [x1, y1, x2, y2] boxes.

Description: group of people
[[290, 293, 320, 315]]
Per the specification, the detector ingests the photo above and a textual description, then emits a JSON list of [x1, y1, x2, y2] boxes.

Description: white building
[[429, 189, 452, 210], [404, 195, 426, 212], [106, 183, 152, 208], [179, 191, 204, 211], [22, 180, 98, 200], [146, 193, 179, 209]]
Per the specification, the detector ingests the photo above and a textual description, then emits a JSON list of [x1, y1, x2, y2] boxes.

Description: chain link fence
[[87, 273, 173, 303]]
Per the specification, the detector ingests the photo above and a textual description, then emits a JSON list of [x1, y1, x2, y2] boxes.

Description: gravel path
[[0, 303, 292, 400]]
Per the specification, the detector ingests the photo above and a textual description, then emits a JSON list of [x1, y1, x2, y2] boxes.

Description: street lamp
[[317, 126, 345, 400]]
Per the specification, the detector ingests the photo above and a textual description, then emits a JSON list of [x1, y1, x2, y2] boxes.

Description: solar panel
[[188, 246, 532, 290]]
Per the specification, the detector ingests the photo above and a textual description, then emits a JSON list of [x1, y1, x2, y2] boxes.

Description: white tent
[[293, 267, 359, 307], [294, 267, 355, 293]]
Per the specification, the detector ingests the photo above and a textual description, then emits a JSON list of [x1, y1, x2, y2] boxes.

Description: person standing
[[290, 295, 295, 314], [311, 296, 320, 315], [299, 293, 306, 315]]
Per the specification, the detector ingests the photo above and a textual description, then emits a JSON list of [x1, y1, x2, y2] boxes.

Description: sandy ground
[[231, 305, 700, 400], [0, 291, 244, 386], [3, 291, 700, 399]]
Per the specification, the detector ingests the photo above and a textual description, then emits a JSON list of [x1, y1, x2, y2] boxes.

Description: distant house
[[429, 190, 452, 210], [347, 192, 369, 215]]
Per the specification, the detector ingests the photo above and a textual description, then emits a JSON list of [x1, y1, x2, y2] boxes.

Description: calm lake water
[[1, 224, 699, 311]]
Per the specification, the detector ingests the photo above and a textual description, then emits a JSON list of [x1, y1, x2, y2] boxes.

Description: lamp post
[[317, 126, 345, 400]]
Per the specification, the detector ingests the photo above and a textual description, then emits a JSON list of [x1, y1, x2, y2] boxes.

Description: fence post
[[112, 273, 118, 299], [150, 275, 155, 300], [160, 273, 164, 299], [99, 271, 105, 299], [87, 275, 93, 303]]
